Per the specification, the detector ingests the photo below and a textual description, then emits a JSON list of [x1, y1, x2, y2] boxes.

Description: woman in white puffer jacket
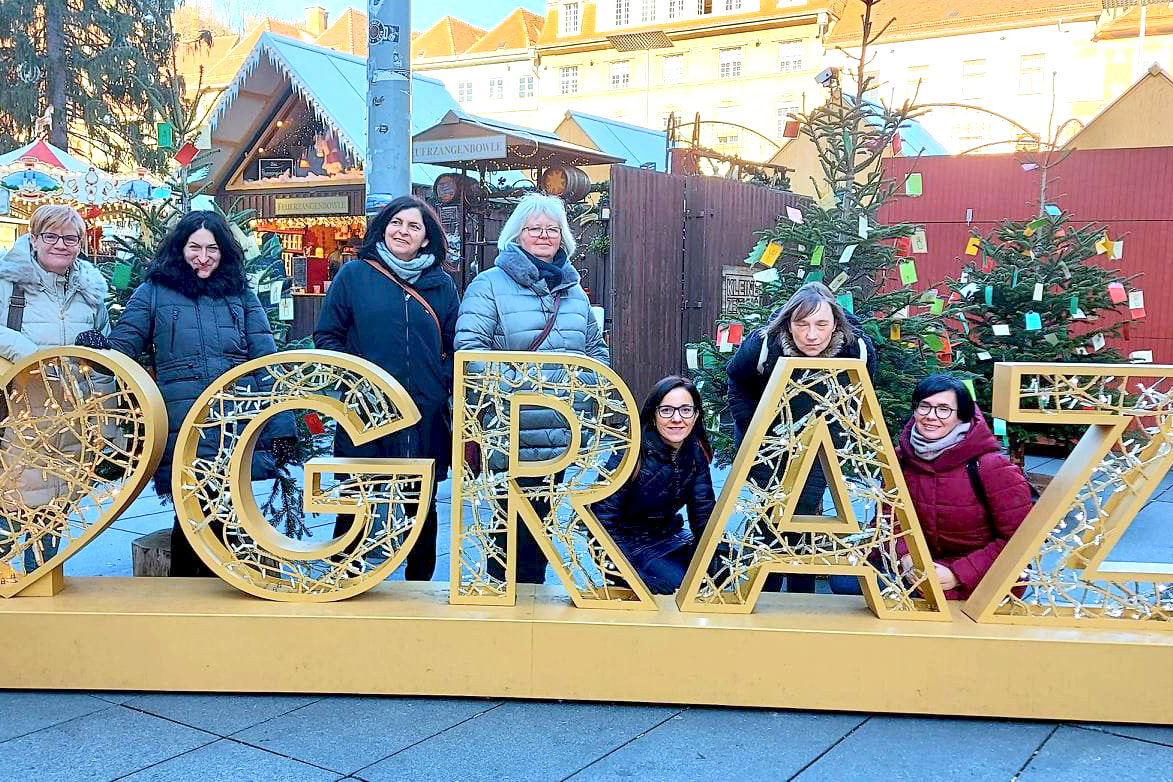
[[0, 205, 110, 573]]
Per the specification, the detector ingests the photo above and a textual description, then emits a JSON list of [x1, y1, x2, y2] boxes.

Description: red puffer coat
[[895, 409, 1034, 599]]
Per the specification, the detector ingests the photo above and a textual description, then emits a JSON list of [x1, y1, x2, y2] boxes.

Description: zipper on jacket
[[170, 309, 178, 351], [403, 290, 411, 393]]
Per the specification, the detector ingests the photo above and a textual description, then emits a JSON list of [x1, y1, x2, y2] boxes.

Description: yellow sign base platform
[[1, 578, 1170, 725]]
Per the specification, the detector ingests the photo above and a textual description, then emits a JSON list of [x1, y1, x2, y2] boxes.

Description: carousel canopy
[[0, 139, 97, 171], [209, 33, 462, 187]]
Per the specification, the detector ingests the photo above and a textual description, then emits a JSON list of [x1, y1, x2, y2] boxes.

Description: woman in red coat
[[896, 375, 1034, 599]]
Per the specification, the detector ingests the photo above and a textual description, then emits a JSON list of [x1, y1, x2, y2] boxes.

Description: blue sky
[[258, 0, 546, 31]]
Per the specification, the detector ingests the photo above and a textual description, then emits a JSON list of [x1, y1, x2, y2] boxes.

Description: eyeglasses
[[522, 226, 561, 238], [656, 404, 697, 420], [37, 232, 81, 247], [915, 402, 956, 419]]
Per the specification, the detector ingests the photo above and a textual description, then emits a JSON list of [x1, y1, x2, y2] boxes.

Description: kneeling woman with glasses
[[591, 377, 715, 594], [895, 374, 1034, 599]]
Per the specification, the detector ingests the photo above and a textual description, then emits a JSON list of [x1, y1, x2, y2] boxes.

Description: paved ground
[[3, 454, 1171, 781]]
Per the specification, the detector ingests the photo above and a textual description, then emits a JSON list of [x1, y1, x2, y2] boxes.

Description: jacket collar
[[494, 242, 579, 294], [0, 234, 108, 309], [778, 327, 847, 359]]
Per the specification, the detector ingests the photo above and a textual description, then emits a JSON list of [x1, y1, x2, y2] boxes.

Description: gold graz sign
[[1, 349, 1170, 630]]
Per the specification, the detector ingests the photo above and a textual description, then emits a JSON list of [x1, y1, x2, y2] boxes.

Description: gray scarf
[[376, 242, 435, 284], [910, 421, 971, 461]]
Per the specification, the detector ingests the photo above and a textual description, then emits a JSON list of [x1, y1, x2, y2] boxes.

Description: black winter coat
[[726, 312, 877, 510], [314, 256, 459, 475], [108, 252, 295, 495], [591, 431, 716, 568]]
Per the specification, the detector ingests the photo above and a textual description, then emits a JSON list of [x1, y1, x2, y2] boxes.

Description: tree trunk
[[44, 0, 68, 149]]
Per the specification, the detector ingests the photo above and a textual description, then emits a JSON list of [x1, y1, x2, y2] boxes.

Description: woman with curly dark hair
[[76, 210, 296, 576]]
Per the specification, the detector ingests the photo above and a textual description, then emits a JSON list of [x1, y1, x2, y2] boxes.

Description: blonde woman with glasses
[[0, 204, 110, 571], [456, 192, 608, 584]]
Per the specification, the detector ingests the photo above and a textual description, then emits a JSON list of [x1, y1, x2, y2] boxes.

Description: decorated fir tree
[[689, 0, 952, 459], [943, 210, 1138, 458]]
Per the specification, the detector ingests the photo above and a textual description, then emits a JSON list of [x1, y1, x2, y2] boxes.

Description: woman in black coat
[[591, 376, 716, 594], [725, 281, 876, 594], [314, 196, 459, 581], [77, 210, 297, 576]]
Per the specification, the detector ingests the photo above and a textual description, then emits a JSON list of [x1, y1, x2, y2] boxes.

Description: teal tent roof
[[561, 112, 666, 170], [210, 34, 461, 184]]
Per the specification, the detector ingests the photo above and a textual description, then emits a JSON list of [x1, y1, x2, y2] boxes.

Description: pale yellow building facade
[[532, 1, 832, 164]]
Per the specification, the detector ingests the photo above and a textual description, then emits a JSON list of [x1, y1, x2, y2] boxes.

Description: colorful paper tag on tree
[[759, 242, 783, 268], [110, 262, 132, 290], [904, 173, 923, 197], [898, 260, 917, 286]]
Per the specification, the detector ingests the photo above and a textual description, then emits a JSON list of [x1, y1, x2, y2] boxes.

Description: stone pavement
[[2, 454, 1172, 781]]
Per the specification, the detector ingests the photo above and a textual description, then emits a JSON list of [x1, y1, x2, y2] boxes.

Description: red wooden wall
[[880, 148, 1173, 362]]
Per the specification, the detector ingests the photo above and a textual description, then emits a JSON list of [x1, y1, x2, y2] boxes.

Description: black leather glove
[[270, 436, 300, 468], [74, 330, 111, 349]]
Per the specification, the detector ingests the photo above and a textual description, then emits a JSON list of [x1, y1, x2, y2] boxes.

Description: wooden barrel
[[433, 173, 480, 204], [541, 165, 591, 203]]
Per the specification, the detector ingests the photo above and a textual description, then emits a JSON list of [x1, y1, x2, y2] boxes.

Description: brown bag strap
[[7, 284, 25, 332], [528, 292, 562, 351], [364, 258, 442, 337]]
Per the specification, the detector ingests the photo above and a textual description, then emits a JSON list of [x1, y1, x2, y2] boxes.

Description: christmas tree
[[0, 0, 177, 170], [943, 209, 1137, 460], [689, 0, 952, 459]]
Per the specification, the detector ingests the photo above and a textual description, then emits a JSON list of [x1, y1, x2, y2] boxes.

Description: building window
[[457, 81, 473, 102], [905, 65, 928, 101], [668, 0, 684, 19], [725, 0, 741, 9], [961, 59, 985, 100], [697, 0, 712, 13], [487, 78, 504, 100], [1019, 54, 1045, 96], [518, 75, 535, 98], [560, 66, 579, 95], [562, 2, 581, 34], [640, 0, 654, 22], [714, 105, 741, 153], [615, 0, 630, 25], [610, 60, 631, 89], [778, 39, 802, 72], [775, 101, 800, 140], [719, 47, 741, 79], [662, 53, 684, 84], [955, 121, 988, 151]]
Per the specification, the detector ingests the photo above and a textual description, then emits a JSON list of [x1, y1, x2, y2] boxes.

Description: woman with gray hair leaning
[[0, 204, 110, 571], [455, 192, 608, 584], [726, 281, 876, 594]]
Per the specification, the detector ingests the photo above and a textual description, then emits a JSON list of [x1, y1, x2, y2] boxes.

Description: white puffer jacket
[[0, 235, 109, 362], [0, 235, 110, 512]]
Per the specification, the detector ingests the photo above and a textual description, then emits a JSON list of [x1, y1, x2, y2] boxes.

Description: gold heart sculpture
[[0, 346, 166, 597]]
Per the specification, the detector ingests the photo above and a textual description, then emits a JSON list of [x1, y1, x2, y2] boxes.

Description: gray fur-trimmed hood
[[0, 234, 108, 309], [494, 241, 580, 293]]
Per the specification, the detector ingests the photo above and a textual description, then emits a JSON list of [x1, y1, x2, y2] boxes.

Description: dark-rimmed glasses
[[656, 404, 697, 420], [37, 232, 81, 247], [915, 402, 956, 419]]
